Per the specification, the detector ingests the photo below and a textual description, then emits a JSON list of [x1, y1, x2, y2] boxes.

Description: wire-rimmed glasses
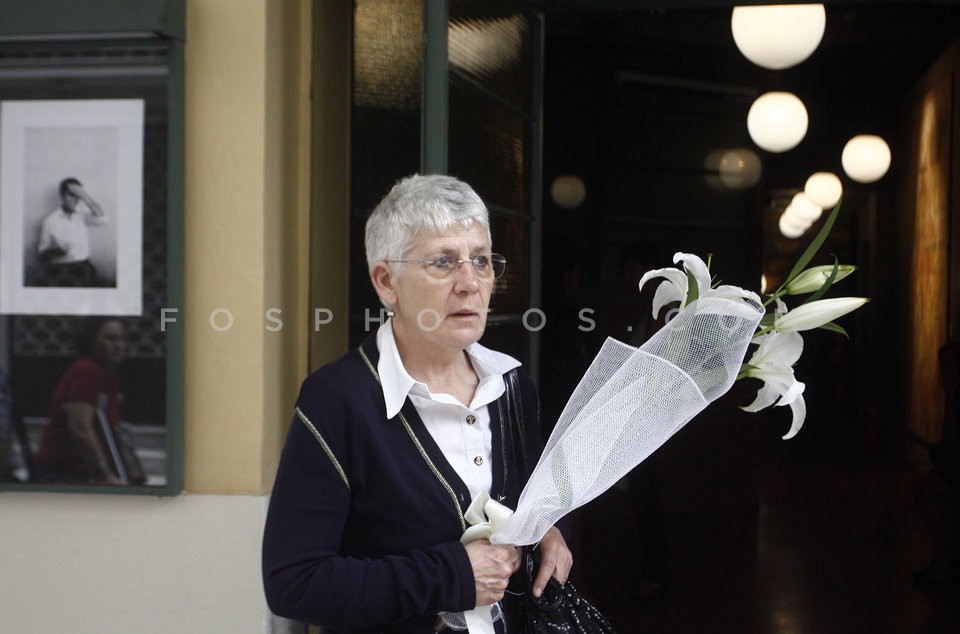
[[387, 253, 507, 280]]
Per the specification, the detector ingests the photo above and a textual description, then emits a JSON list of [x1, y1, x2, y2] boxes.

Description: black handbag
[[502, 371, 617, 634], [508, 546, 616, 634]]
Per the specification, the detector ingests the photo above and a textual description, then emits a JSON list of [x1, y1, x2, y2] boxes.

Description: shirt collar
[[375, 320, 521, 418]]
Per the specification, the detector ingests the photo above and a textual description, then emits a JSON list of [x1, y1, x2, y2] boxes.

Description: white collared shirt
[[37, 204, 106, 264], [376, 320, 521, 500]]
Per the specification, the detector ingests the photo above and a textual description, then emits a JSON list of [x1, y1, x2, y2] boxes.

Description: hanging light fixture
[[841, 135, 891, 183], [789, 192, 823, 223], [704, 147, 763, 190], [804, 172, 843, 208], [550, 174, 587, 209], [747, 92, 809, 152], [718, 147, 763, 189], [731, 4, 826, 70], [779, 207, 809, 238], [779, 190, 826, 239]]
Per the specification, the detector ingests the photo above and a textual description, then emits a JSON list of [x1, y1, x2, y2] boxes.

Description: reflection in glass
[[0, 39, 172, 490], [33, 317, 146, 485], [354, 0, 423, 110], [450, 0, 533, 111]]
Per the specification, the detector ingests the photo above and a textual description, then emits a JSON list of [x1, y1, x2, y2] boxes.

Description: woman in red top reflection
[[35, 317, 144, 485]]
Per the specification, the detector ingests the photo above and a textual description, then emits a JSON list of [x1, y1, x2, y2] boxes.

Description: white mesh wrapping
[[491, 296, 763, 546]]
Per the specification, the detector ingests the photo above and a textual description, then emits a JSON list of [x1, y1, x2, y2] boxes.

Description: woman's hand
[[464, 539, 521, 606], [532, 526, 573, 597]]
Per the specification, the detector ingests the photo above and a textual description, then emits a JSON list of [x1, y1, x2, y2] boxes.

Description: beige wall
[[0, 493, 271, 633], [0, 1, 313, 630], [183, 0, 311, 493]]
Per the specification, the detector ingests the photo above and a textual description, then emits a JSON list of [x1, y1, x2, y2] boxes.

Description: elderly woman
[[263, 174, 572, 632]]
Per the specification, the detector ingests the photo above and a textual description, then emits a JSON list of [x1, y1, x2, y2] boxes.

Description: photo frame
[[0, 29, 184, 495], [0, 99, 144, 315]]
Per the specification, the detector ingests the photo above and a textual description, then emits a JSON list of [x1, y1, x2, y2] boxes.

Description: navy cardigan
[[262, 334, 545, 633]]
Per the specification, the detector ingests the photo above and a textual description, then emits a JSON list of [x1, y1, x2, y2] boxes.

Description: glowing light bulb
[[704, 147, 763, 189], [804, 172, 843, 208], [731, 4, 826, 70], [841, 135, 891, 183], [779, 208, 808, 238], [789, 192, 823, 223], [550, 174, 587, 209], [747, 92, 809, 153]]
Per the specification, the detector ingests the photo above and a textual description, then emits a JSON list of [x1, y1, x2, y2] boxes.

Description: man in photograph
[[33, 177, 107, 287]]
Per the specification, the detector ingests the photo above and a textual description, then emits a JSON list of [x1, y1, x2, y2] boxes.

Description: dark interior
[[536, 2, 960, 631]]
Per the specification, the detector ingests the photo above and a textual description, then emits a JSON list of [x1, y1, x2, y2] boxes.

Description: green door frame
[[420, 0, 544, 381]]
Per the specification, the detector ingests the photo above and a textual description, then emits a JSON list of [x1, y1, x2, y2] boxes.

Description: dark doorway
[[537, 3, 960, 631]]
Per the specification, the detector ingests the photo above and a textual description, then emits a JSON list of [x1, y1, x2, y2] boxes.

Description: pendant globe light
[[747, 92, 809, 152], [550, 174, 587, 209], [731, 4, 826, 70], [841, 135, 891, 183], [705, 147, 763, 190], [789, 192, 823, 224], [804, 172, 843, 208], [779, 207, 808, 238], [718, 147, 762, 189]]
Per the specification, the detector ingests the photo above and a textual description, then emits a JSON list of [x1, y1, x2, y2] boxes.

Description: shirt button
[[474, 456, 483, 466], [466, 415, 476, 425]]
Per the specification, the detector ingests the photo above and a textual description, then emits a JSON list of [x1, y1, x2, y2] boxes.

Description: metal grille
[[353, 0, 423, 111], [449, 0, 532, 112]]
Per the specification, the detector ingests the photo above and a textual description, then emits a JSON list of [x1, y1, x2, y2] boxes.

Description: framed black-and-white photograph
[[0, 29, 184, 495], [0, 33, 183, 496], [0, 99, 144, 315]]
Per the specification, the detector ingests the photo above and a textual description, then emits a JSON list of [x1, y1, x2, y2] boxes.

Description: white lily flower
[[772, 296, 787, 317], [784, 264, 856, 295], [639, 266, 688, 319], [740, 331, 807, 439], [638, 252, 761, 319], [709, 283, 763, 306], [773, 297, 868, 332], [638, 252, 706, 318]]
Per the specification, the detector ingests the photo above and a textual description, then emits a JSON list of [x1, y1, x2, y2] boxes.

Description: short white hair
[[364, 174, 492, 271]]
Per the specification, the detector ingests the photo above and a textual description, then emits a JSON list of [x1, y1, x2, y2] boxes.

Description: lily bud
[[784, 265, 856, 295], [773, 297, 869, 332]]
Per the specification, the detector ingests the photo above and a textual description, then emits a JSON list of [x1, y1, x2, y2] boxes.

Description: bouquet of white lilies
[[490, 201, 867, 548], [639, 201, 866, 442], [455, 202, 866, 633]]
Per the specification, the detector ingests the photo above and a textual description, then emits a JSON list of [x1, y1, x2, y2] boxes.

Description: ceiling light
[[804, 172, 843, 208], [731, 4, 826, 70], [841, 135, 891, 183], [704, 147, 763, 190], [779, 207, 809, 238], [747, 92, 809, 153], [719, 147, 763, 189], [550, 174, 587, 209], [789, 192, 823, 223]]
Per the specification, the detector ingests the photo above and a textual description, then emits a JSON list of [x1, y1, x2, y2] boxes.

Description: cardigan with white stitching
[[262, 333, 544, 633]]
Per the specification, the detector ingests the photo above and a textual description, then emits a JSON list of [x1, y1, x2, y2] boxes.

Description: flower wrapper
[[491, 296, 763, 546]]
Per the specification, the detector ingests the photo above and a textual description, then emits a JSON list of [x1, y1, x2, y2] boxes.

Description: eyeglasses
[[387, 253, 507, 280]]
